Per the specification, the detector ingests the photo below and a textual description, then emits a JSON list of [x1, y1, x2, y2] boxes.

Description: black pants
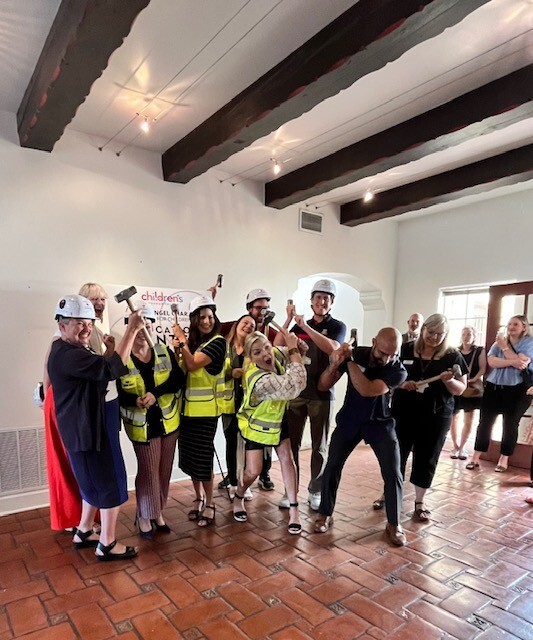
[[395, 410, 451, 489], [319, 425, 403, 526], [222, 413, 271, 486], [474, 383, 530, 456]]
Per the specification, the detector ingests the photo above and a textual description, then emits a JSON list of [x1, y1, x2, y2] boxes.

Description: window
[[439, 288, 489, 348]]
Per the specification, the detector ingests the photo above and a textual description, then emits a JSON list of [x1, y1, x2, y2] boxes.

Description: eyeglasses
[[426, 330, 446, 338]]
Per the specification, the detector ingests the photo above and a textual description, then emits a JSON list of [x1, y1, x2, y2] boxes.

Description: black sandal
[[288, 502, 301, 535], [96, 540, 137, 562], [73, 528, 99, 549], [372, 495, 385, 510], [151, 519, 171, 533], [188, 498, 205, 521], [233, 493, 247, 522], [414, 501, 431, 522], [198, 504, 216, 527]]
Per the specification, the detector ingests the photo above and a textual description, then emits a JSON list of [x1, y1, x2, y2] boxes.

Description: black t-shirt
[[117, 349, 185, 440], [199, 336, 226, 376], [393, 342, 468, 417], [291, 314, 346, 401], [335, 346, 407, 442]]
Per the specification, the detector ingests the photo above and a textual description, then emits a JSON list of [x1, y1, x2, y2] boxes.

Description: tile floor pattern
[[1, 442, 532, 640]]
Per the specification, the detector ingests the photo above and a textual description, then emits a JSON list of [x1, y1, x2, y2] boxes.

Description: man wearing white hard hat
[[275, 279, 346, 510], [47, 294, 145, 561]]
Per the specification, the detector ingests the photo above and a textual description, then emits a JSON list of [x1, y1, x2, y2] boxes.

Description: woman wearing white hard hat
[[41, 282, 113, 532], [118, 304, 185, 539], [48, 294, 145, 561], [233, 330, 306, 534], [173, 295, 226, 527]]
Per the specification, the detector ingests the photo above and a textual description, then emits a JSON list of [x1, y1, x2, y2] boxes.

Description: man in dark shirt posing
[[314, 328, 408, 546], [275, 279, 346, 510]]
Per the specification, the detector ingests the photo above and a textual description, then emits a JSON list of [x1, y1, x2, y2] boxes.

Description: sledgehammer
[[114, 285, 154, 348]]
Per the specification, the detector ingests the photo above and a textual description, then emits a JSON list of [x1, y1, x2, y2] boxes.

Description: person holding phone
[[467, 315, 533, 473]]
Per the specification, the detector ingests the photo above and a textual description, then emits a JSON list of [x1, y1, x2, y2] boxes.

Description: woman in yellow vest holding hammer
[[173, 295, 226, 527], [234, 330, 306, 534], [118, 304, 185, 539]]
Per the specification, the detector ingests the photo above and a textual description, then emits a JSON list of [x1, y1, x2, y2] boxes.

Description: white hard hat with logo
[[246, 288, 271, 306], [311, 279, 336, 297], [54, 294, 96, 321], [189, 295, 216, 317]]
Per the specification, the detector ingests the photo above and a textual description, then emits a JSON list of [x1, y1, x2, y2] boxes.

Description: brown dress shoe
[[314, 515, 333, 533], [385, 523, 407, 547]]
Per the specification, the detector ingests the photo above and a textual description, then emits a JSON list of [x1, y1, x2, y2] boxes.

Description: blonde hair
[[78, 282, 107, 299], [414, 313, 454, 360], [510, 315, 531, 338], [244, 331, 269, 359]]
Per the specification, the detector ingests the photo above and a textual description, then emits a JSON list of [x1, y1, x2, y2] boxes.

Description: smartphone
[[349, 328, 358, 346], [217, 274, 223, 288]]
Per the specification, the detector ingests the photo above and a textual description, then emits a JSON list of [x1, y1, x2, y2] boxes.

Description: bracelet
[[288, 347, 299, 356]]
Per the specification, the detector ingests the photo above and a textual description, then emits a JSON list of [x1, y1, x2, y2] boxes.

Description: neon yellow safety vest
[[237, 353, 287, 446], [183, 335, 225, 418], [119, 343, 181, 443], [218, 344, 236, 415]]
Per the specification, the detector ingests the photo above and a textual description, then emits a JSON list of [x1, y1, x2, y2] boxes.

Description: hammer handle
[[125, 299, 155, 349]]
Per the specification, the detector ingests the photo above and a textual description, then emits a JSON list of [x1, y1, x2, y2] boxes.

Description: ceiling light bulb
[[273, 160, 281, 175], [140, 117, 150, 133], [363, 190, 374, 203]]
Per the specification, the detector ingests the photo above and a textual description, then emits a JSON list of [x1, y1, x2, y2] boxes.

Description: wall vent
[[0, 426, 47, 496], [299, 209, 323, 234]]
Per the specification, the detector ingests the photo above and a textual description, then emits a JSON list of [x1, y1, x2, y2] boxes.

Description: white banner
[[105, 284, 208, 347]]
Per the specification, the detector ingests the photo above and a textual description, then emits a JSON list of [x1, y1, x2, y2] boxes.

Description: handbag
[[508, 343, 533, 388], [461, 347, 484, 398]]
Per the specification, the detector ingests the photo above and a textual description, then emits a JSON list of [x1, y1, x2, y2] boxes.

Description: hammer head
[[114, 286, 137, 303], [170, 303, 178, 313], [262, 310, 275, 326]]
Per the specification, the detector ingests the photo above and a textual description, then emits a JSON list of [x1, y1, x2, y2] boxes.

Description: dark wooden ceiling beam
[[17, 0, 151, 152], [340, 144, 533, 226], [163, 0, 490, 183], [266, 64, 533, 209]]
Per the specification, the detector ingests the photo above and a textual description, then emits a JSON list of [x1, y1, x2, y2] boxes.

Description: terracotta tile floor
[[1, 441, 532, 639]]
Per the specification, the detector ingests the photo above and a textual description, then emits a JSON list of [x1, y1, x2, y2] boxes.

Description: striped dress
[[178, 336, 226, 481]]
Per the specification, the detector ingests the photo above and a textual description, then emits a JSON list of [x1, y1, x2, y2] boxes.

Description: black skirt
[[178, 416, 218, 481]]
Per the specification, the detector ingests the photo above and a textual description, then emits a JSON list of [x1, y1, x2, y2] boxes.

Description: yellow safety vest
[[119, 343, 181, 443], [218, 344, 236, 415], [183, 335, 225, 418], [237, 353, 287, 446]]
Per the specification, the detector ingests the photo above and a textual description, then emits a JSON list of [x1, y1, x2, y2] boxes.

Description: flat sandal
[[287, 502, 301, 535]]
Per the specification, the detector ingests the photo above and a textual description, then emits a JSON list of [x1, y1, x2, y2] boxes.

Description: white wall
[[393, 186, 533, 327], [0, 111, 399, 511]]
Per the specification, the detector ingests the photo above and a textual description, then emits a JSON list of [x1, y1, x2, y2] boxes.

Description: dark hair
[[227, 314, 256, 346], [188, 308, 221, 353]]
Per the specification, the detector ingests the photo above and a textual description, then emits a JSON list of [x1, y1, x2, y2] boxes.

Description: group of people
[[42, 280, 533, 560]]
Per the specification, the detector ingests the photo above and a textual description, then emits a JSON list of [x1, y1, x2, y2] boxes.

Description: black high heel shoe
[[150, 519, 171, 533], [134, 515, 154, 540]]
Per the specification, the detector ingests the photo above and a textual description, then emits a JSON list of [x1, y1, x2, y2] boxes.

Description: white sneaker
[[308, 492, 321, 511], [244, 487, 253, 501], [458, 447, 468, 460], [278, 494, 290, 509]]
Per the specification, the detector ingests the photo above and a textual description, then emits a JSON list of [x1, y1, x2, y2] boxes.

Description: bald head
[[371, 327, 401, 366], [407, 313, 423, 334]]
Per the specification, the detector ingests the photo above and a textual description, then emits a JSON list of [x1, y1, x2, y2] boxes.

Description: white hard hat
[[311, 279, 336, 297], [54, 294, 96, 321], [189, 295, 216, 317], [140, 303, 156, 322], [246, 288, 270, 306]]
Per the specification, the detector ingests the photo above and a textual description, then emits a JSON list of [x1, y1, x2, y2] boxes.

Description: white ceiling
[[3, 0, 533, 210]]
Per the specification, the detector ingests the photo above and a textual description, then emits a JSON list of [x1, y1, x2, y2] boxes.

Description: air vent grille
[[299, 209, 323, 234]]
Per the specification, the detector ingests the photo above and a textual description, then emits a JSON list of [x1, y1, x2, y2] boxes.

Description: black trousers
[[319, 425, 403, 526], [474, 382, 530, 456], [395, 410, 451, 489]]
